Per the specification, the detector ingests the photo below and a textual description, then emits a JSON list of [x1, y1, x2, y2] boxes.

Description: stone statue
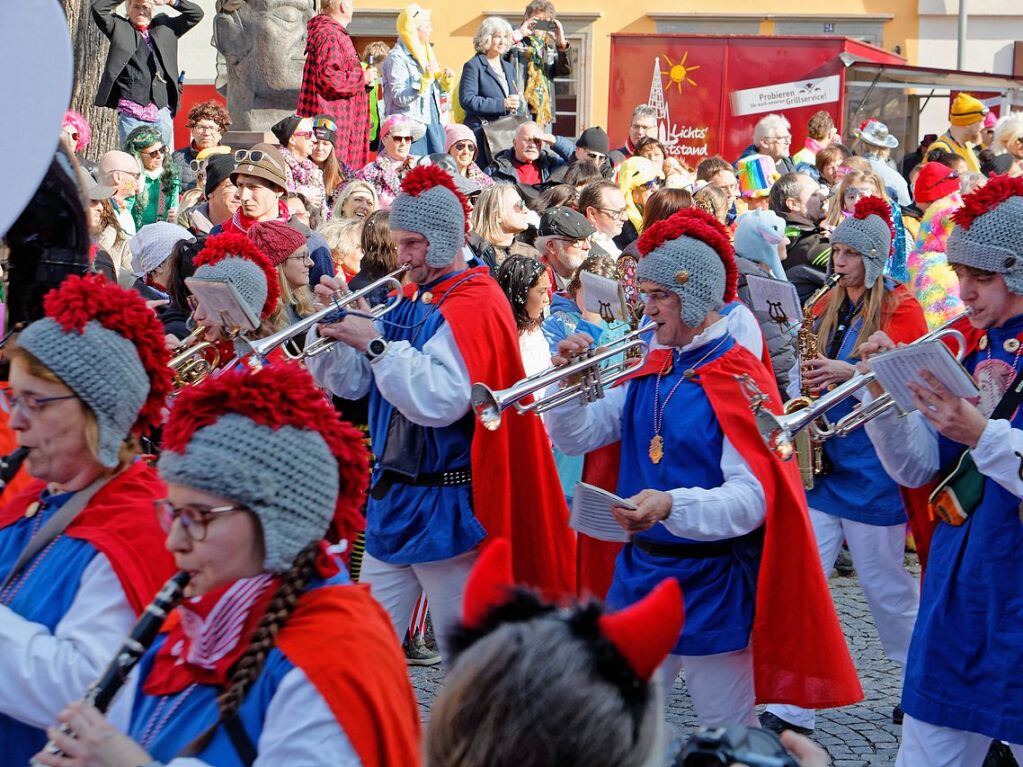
[[213, 0, 314, 131]]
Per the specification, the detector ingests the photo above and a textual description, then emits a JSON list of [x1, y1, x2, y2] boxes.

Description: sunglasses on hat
[[235, 149, 265, 164], [313, 117, 338, 133]]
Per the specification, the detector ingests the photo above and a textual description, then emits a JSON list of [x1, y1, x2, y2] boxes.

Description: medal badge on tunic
[[974, 358, 1016, 418], [649, 435, 665, 464]]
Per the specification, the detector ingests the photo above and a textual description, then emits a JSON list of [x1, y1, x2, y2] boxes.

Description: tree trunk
[[61, 0, 119, 162]]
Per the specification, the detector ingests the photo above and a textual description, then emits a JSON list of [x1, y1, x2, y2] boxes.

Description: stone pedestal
[[222, 131, 279, 150]]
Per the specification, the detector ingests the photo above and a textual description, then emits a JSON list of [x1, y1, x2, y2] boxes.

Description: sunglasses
[[584, 151, 606, 162], [390, 135, 413, 144], [291, 130, 314, 139], [640, 178, 664, 191], [551, 236, 591, 248], [452, 141, 475, 152], [141, 146, 165, 158], [189, 159, 207, 173], [313, 117, 337, 132], [235, 149, 265, 163]]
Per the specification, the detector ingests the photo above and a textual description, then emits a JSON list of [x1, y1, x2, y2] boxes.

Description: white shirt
[[544, 318, 767, 540]]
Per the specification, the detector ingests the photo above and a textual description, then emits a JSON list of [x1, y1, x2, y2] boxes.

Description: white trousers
[[660, 646, 758, 728], [897, 715, 1023, 767], [361, 549, 477, 662], [766, 509, 919, 730]]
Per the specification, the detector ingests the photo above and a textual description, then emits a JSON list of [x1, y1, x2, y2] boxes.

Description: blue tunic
[[807, 292, 907, 526], [365, 272, 486, 565], [902, 314, 1023, 742], [0, 491, 101, 764], [605, 334, 763, 656]]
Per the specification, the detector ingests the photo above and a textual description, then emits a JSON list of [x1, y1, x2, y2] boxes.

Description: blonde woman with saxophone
[[762, 196, 928, 737]]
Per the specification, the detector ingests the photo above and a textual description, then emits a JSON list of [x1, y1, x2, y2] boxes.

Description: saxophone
[[785, 273, 841, 490]]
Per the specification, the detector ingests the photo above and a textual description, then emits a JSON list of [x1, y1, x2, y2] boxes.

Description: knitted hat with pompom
[[947, 176, 1023, 295], [389, 165, 471, 267], [159, 363, 369, 572], [635, 207, 738, 328], [829, 196, 894, 288]]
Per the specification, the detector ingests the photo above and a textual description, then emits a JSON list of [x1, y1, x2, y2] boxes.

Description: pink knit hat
[[444, 123, 477, 154]]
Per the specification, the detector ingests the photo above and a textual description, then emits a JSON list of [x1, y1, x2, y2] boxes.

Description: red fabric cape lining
[[583, 343, 863, 707], [406, 267, 576, 596], [0, 460, 175, 615], [154, 584, 422, 767]]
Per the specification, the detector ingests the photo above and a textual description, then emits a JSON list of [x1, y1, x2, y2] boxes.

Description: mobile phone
[[532, 19, 557, 32]]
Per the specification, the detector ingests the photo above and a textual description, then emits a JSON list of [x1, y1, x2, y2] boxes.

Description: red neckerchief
[[143, 573, 279, 695], [225, 200, 291, 235]]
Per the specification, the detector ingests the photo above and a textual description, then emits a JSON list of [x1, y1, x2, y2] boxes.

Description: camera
[[676, 726, 800, 767], [532, 19, 557, 32]]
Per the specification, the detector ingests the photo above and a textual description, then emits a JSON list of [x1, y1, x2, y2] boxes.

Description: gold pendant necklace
[[648, 434, 665, 464]]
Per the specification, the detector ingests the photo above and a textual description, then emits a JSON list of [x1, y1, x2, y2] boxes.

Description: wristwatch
[[365, 337, 388, 362]]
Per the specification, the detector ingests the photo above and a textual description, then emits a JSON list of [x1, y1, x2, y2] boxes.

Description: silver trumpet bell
[[742, 315, 970, 459], [245, 265, 410, 361], [471, 326, 652, 431]]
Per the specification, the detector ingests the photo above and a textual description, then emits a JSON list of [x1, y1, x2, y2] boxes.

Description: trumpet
[[743, 313, 971, 460], [471, 326, 652, 431], [246, 266, 409, 360], [169, 325, 221, 389]]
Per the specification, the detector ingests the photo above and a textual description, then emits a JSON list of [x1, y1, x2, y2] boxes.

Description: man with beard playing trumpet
[[544, 207, 862, 726], [304, 165, 575, 660]]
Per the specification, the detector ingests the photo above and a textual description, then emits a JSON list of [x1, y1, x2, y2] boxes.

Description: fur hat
[[17, 275, 172, 467], [635, 208, 738, 328], [829, 196, 894, 289], [389, 165, 470, 267], [159, 364, 369, 572], [947, 176, 1023, 295]]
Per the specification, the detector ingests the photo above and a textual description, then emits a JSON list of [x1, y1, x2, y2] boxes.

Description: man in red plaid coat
[[297, 0, 375, 169]]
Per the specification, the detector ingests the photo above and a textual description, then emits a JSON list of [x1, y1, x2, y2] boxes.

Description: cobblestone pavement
[[409, 561, 916, 766]]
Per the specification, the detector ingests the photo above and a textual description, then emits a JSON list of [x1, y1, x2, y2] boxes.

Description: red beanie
[[248, 221, 308, 266], [914, 162, 960, 206]]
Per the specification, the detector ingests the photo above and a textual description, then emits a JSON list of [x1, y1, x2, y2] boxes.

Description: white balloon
[[0, 0, 74, 237]]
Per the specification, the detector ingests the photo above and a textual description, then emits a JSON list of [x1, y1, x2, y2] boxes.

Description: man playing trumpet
[[305, 165, 574, 659], [857, 177, 1023, 766], [545, 207, 862, 726]]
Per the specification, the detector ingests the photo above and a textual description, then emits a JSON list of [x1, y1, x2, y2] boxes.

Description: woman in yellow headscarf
[[382, 4, 454, 156], [616, 155, 665, 248]]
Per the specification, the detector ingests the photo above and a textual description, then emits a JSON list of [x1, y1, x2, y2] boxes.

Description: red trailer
[[609, 34, 915, 164]]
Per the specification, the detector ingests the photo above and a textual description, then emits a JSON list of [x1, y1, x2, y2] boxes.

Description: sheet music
[[184, 277, 260, 332], [580, 270, 628, 323], [869, 340, 979, 412], [745, 274, 802, 326], [570, 482, 634, 542]]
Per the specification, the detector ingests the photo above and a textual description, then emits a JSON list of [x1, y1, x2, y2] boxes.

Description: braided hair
[[497, 255, 548, 332], [181, 542, 320, 756]]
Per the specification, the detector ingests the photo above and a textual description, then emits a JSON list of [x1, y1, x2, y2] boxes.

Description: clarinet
[[0, 446, 28, 492], [34, 571, 190, 763]]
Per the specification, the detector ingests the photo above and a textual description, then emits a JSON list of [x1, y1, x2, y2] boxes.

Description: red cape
[[585, 342, 862, 707], [0, 460, 175, 615], [277, 585, 422, 767], [405, 267, 576, 596]]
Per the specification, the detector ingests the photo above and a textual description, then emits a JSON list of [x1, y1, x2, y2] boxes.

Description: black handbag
[[481, 114, 530, 161]]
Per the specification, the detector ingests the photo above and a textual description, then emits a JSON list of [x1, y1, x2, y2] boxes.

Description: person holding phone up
[[505, 0, 570, 132]]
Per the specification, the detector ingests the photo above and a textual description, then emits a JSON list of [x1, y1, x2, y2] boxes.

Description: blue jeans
[[118, 107, 173, 150], [410, 98, 445, 157]]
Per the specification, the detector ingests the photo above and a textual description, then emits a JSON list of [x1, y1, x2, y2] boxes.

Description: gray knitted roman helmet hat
[[635, 207, 739, 328], [389, 165, 470, 268], [829, 196, 893, 289], [16, 275, 173, 467], [947, 176, 1023, 295], [158, 364, 369, 573], [189, 232, 280, 326]]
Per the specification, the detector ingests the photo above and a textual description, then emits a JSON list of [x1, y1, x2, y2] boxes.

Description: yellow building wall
[[355, 0, 918, 132]]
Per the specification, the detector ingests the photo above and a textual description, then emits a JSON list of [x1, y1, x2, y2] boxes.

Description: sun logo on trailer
[[661, 51, 700, 92]]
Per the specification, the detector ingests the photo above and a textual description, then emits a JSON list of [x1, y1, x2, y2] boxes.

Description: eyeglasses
[[452, 141, 475, 152], [235, 148, 265, 163], [141, 146, 165, 158], [512, 198, 529, 213], [287, 252, 312, 263], [0, 390, 77, 415], [292, 130, 314, 139], [640, 289, 675, 304], [552, 236, 591, 249], [584, 151, 606, 162], [924, 169, 961, 191], [597, 207, 628, 221], [192, 123, 222, 134], [390, 135, 413, 144], [155, 499, 247, 542]]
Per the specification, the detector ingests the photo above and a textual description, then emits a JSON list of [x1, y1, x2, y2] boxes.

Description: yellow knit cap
[[950, 93, 989, 126]]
